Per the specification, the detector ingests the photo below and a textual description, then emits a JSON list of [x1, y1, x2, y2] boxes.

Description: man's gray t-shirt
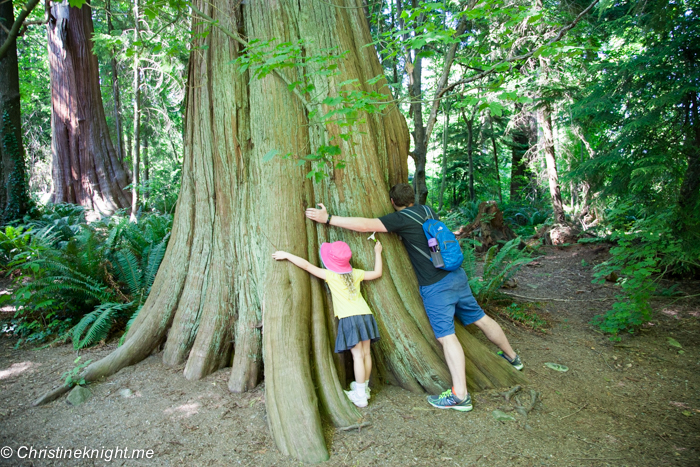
[[379, 205, 450, 286]]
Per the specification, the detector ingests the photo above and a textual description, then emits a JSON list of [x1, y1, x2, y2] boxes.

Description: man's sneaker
[[350, 381, 371, 399], [426, 389, 473, 412], [498, 351, 524, 370], [344, 389, 368, 408]]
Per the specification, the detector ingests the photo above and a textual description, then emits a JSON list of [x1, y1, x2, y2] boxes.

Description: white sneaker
[[344, 389, 368, 408], [350, 381, 371, 399]]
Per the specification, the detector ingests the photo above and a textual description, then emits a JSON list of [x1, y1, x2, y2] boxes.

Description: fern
[[72, 302, 133, 350], [466, 237, 534, 303], [114, 249, 143, 297]]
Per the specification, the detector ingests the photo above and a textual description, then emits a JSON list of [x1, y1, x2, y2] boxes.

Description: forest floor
[[1, 243, 699, 467]]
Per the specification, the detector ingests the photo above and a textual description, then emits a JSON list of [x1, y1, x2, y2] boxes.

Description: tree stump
[[455, 201, 517, 252]]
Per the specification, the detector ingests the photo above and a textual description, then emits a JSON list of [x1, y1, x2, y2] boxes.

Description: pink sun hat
[[319, 241, 353, 274]]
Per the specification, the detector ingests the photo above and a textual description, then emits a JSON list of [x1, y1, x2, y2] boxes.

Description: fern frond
[[144, 237, 167, 292], [73, 302, 132, 349], [114, 249, 143, 297]]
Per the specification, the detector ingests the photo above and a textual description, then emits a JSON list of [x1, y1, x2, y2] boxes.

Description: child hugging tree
[[272, 240, 383, 407]]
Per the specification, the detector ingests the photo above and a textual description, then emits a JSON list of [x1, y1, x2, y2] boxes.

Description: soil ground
[[1, 244, 699, 467]]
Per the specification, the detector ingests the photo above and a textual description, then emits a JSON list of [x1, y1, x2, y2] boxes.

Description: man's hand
[[272, 251, 289, 261], [374, 241, 383, 255], [305, 203, 329, 224]]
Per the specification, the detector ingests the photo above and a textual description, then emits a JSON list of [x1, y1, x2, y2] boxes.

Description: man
[[305, 183, 522, 412]]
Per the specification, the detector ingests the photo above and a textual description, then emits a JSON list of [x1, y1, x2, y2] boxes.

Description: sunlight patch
[[0, 361, 33, 380], [164, 402, 201, 417]]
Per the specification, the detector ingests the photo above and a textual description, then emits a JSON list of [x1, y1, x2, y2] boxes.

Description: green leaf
[[544, 362, 569, 372], [68, 0, 88, 7], [263, 149, 280, 162], [667, 337, 682, 348]]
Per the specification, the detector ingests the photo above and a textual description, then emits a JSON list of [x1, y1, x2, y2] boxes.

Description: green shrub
[[5, 205, 172, 349], [591, 207, 699, 338]]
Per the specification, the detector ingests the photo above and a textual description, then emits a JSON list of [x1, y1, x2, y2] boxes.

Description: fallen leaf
[[667, 337, 682, 348], [682, 411, 692, 417], [492, 409, 516, 421], [544, 362, 569, 372]]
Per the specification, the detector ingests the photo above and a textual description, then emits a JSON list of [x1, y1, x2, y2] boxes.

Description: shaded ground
[[1, 244, 699, 466]]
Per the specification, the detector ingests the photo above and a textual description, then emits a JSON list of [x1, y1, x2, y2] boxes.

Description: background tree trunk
[[0, 0, 31, 223], [106, 0, 124, 163], [438, 106, 448, 211], [539, 104, 566, 223], [47, 0, 131, 215], [130, 0, 141, 221], [40, 0, 526, 462]]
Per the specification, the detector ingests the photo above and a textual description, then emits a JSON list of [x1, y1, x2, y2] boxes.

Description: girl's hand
[[374, 241, 382, 254], [272, 251, 289, 261]]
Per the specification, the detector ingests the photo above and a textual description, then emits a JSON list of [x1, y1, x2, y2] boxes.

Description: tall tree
[[35, 0, 525, 462], [47, 0, 131, 215], [0, 0, 32, 223]]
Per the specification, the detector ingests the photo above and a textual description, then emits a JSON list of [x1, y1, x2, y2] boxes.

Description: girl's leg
[[361, 339, 371, 383], [349, 342, 366, 384]]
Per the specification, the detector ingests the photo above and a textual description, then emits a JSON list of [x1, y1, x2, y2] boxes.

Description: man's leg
[[472, 315, 516, 360], [436, 333, 467, 400]]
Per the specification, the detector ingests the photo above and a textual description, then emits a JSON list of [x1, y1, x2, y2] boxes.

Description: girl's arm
[[272, 251, 327, 280], [363, 241, 383, 281]]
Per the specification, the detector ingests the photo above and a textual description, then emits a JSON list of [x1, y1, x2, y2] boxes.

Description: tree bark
[[539, 104, 565, 223], [489, 112, 502, 203], [47, 0, 131, 215], [438, 105, 448, 211], [129, 0, 141, 221], [106, 0, 124, 163], [0, 0, 31, 223], [37, 0, 526, 462]]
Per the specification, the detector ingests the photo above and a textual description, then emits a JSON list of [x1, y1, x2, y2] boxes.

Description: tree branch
[[438, 0, 600, 101], [0, 0, 42, 60]]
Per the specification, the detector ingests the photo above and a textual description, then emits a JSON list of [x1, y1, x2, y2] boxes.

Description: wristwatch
[[326, 214, 332, 225]]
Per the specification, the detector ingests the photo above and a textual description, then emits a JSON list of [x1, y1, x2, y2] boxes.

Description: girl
[[272, 240, 383, 407]]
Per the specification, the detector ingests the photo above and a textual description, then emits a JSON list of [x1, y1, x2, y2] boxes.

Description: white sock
[[354, 382, 366, 396]]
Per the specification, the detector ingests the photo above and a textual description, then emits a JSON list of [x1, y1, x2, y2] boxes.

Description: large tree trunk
[[36, 0, 526, 462], [0, 0, 31, 223], [47, 1, 131, 215], [679, 91, 700, 221]]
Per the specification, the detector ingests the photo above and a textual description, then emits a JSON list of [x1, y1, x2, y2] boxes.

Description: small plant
[[499, 302, 548, 332], [61, 357, 92, 386], [463, 237, 535, 303]]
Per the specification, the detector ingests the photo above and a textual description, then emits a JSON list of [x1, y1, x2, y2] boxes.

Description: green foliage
[[499, 302, 548, 332], [5, 205, 172, 349], [591, 207, 700, 337], [463, 237, 534, 303], [61, 357, 92, 387]]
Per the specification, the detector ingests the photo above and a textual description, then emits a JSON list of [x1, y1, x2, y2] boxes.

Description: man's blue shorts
[[419, 268, 485, 339]]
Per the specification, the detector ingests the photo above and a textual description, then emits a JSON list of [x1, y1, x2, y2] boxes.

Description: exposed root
[[500, 385, 521, 402], [336, 422, 371, 432], [32, 383, 72, 406]]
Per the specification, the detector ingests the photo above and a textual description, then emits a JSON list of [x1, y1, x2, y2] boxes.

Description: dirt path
[[1, 245, 698, 466]]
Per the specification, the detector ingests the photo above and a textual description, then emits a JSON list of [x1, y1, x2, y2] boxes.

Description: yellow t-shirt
[[325, 269, 374, 319]]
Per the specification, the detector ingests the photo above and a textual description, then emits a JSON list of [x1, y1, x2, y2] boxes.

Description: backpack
[[400, 206, 464, 271]]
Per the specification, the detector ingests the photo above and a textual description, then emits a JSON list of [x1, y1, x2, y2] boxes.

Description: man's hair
[[389, 184, 415, 207]]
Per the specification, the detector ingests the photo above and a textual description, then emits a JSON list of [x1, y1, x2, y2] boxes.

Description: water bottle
[[428, 238, 445, 268]]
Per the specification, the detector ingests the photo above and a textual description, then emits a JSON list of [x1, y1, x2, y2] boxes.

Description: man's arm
[[305, 203, 388, 233]]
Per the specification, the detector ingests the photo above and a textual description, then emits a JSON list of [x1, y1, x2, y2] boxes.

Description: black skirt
[[334, 314, 380, 353]]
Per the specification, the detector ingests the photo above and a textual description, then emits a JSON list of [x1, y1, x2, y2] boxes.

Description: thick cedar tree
[[47, 1, 130, 214]]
